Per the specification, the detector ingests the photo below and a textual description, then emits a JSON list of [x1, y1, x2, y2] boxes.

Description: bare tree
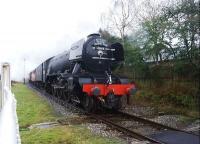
[[101, 0, 137, 45], [137, 0, 173, 21]]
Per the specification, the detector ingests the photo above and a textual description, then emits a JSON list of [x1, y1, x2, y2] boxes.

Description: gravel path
[[122, 104, 199, 135]]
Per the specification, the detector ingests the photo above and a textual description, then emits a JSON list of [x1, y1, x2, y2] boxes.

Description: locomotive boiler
[[29, 33, 136, 112]]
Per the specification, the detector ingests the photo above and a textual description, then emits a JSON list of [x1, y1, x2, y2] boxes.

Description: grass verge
[[21, 125, 120, 144], [12, 83, 58, 128]]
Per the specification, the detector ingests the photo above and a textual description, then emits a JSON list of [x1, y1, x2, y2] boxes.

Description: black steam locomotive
[[29, 33, 136, 112]]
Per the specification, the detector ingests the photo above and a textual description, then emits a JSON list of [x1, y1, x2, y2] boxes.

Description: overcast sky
[[0, 0, 112, 81]]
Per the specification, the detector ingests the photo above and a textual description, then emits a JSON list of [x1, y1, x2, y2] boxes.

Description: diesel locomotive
[[29, 33, 136, 112]]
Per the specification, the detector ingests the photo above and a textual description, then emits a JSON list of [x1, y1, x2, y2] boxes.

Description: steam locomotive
[[29, 33, 136, 112]]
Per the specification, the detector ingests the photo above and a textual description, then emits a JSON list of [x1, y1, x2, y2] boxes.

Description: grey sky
[[0, 0, 112, 81]]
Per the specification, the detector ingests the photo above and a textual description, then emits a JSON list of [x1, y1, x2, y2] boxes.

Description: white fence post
[[1, 63, 11, 110], [0, 63, 21, 144]]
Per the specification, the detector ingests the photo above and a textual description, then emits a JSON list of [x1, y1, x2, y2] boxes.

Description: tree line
[[100, 0, 199, 81]]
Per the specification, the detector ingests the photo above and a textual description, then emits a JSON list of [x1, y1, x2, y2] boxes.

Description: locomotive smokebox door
[[111, 43, 124, 61]]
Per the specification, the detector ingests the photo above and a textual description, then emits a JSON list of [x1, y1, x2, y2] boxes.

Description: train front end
[[78, 34, 137, 111]]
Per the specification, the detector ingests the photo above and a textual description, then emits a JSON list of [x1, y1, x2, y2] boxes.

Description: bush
[[135, 79, 198, 109]]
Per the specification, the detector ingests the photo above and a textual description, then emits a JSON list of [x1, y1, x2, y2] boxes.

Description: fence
[[0, 63, 21, 144], [134, 77, 199, 89]]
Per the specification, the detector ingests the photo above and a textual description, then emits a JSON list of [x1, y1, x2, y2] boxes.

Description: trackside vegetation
[[100, 0, 199, 117], [13, 83, 121, 144]]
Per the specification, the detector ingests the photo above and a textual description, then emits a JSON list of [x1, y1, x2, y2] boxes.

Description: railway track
[[92, 111, 199, 144], [29, 84, 199, 144], [89, 113, 162, 143]]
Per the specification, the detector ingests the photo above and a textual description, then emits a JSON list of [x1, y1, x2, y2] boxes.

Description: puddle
[[29, 122, 59, 129]]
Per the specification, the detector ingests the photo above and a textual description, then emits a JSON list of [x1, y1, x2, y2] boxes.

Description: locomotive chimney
[[87, 33, 100, 38]]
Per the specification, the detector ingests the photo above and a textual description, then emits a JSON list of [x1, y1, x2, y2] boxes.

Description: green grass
[[12, 83, 121, 144], [12, 83, 58, 128], [21, 125, 120, 144]]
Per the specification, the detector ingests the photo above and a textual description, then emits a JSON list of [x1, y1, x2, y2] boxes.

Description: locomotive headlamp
[[98, 50, 104, 57], [92, 87, 100, 96]]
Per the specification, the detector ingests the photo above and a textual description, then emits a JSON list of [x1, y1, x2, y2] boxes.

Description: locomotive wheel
[[120, 95, 127, 110], [49, 86, 55, 100], [52, 87, 56, 97], [112, 96, 123, 110], [45, 83, 52, 95], [66, 92, 72, 103], [83, 94, 96, 112], [60, 89, 65, 105], [48, 84, 53, 95], [57, 89, 62, 104]]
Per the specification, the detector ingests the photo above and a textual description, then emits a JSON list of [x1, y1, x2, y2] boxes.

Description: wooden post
[[0, 63, 11, 110]]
